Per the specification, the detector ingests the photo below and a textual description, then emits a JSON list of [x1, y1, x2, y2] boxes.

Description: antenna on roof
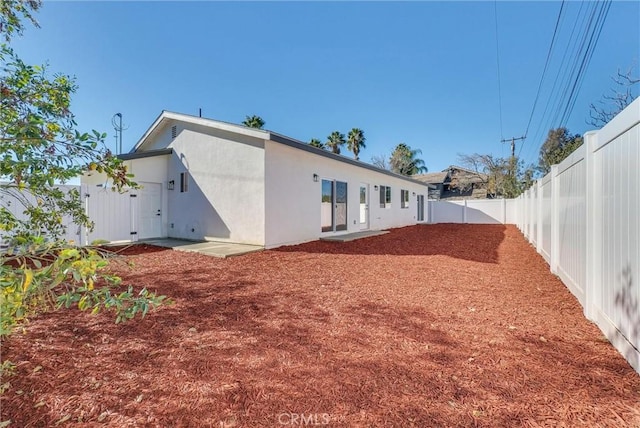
[[199, 108, 202, 118], [111, 113, 129, 154]]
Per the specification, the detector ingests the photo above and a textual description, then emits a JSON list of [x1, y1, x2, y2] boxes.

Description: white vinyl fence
[[0, 184, 83, 246], [0, 183, 134, 247], [428, 198, 519, 225], [427, 99, 639, 373], [516, 98, 640, 372]]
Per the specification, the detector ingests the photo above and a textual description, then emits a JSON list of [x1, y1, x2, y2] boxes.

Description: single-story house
[[83, 111, 431, 249], [415, 166, 488, 200]]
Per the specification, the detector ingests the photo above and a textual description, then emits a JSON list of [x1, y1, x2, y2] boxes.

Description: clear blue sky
[[12, 1, 640, 173]]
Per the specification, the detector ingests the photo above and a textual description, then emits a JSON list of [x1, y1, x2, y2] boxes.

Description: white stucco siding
[[138, 122, 176, 152], [264, 141, 428, 248], [167, 125, 266, 245]]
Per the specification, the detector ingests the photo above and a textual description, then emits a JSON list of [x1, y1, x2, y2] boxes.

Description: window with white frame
[[379, 185, 391, 208], [401, 189, 409, 208]]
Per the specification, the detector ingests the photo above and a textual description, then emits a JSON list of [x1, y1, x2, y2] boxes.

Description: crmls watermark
[[277, 412, 331, 426]]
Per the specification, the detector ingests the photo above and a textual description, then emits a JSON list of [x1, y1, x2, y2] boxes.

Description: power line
[[558, 0, 612, 128], [523, 1, 565, 140], [522, 1, 611, 165], [525, 0, 585, 161]]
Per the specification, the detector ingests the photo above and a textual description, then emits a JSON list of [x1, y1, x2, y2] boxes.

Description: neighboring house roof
[[133, 110, 434, 189], [444, 165, 488, 183], [414, 172, 448, 184]]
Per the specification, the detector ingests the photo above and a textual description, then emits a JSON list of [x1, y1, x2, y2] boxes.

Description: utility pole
[[501, 135, 525, 158], [500, 136, 525, 197]]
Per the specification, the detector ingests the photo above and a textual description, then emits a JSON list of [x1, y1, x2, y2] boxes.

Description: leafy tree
[[325, 131, 345, 155], [389, 143, 427, 176], [0, 1, 165, 337], [308, 138, 324, 149], [538, 128, 583, 175], [346, 128, 366, 160], [242, 115, 265, 129], [588, 67, 639, 128], [457, 153, 534, 198]]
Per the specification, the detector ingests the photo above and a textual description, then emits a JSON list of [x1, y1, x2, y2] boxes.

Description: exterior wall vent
[[171, 125, 177, 139]]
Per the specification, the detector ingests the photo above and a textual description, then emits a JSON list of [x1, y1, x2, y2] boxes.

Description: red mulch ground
[[2, 224, 639, 427]]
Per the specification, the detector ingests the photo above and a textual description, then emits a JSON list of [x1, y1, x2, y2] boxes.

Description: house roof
[[443, 165, 488, 183], [118, 148, 173, 161], [133, 111, 434, 189], [414, 172, 448, 184]]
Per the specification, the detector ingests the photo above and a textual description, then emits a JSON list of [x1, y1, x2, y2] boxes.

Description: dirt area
[[2, 224, 639, 427]]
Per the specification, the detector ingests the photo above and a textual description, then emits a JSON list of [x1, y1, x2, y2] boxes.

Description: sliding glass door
[[321, 179, 347, 232], [321, 180, 334, 232]]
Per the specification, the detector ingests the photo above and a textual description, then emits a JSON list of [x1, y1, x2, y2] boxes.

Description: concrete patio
[[139, 238, 263, 258]]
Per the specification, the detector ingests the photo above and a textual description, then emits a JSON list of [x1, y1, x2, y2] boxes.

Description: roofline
[[131, 111, 269, 152], [444, 165, 488, 177], [119, 148, 173, 160], [269, 132, 433, 188], [133, 111, 432, 189]]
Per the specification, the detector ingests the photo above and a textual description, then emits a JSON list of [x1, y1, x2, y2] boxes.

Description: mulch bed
[[2, 224, 639, 427]]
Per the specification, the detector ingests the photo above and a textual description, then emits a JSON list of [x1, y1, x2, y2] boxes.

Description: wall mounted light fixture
[[167, 180, 175, 190], [313, 174, 319, 182], [374, 185, 379, 191]]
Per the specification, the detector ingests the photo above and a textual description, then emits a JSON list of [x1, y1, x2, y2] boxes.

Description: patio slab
[[320, 230, 389, 242], [139, 238, 263, 258]]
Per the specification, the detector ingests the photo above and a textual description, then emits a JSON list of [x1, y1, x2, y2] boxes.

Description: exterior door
[[321, 179, 348, 232], [417, 194, 425, 222], [138, 182, 162, 239], [321, 180, 334, 232], [359, 183, 369, 230]]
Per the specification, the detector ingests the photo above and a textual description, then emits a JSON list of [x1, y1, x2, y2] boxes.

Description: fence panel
[[589, 116, 639, 370], [466, 200, 504, 224], [0, 183, 82, 246], [429, 201, 464, 223], [530, 185, 538, 247], [540, 174, 552, 263], [556, 146, 586, 304]]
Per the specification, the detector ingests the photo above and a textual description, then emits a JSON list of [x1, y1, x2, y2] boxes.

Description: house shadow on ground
[[273, 223, 507, 264]]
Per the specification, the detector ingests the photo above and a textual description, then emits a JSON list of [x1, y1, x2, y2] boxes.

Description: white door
[[359, 183, 369, 230], [138, 182, 162, 239], [417, 194, 425, 222]]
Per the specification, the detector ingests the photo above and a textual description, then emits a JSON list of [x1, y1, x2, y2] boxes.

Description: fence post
[[550, 165, 560, 274], [523, 190, 528, 239], [501, 197, 506, 224], [463, 199, 467, 224], [584, 131, 600, 321], [536, 179, 543, 253]]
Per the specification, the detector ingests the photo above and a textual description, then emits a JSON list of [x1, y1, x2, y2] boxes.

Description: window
[[401, 189, 409, 208], [180, 172, 188, 192], [379, 185, 391, 208]]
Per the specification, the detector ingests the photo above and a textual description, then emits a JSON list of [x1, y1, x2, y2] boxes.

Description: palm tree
[[242, 115, 265, 129], [347, 128, 366, 160], [325, 131, 345, 155], [309, 138, 325, 149], [390, 143, 428, 176]]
